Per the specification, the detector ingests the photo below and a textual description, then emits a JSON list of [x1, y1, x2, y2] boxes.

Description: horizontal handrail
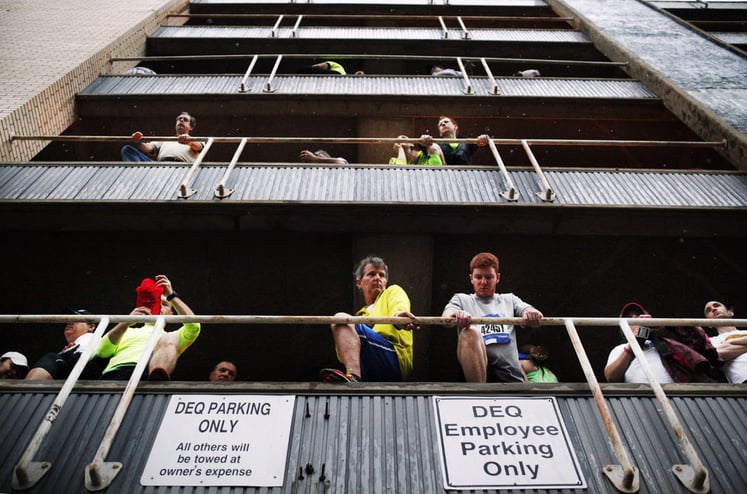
[[167, 14, 575, 23], [10, 135, 728, 149], [110, 52, 628, 68], [1, 314, 744, 327]]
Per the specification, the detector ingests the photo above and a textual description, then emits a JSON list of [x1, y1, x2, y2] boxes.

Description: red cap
[[619, 302, 649, 318], [136, 278, 164, 316]]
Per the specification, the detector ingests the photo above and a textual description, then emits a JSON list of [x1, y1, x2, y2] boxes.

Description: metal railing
[[10, 134, 728, 202], [4, 313, 743, 492], [109, 52, 630, 96]]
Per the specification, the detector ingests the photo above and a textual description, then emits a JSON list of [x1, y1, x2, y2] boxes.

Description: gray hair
[[354, 256, 388, 279]]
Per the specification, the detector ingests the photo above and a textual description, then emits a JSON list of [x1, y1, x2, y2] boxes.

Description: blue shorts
[[354, 324, 402, 381]]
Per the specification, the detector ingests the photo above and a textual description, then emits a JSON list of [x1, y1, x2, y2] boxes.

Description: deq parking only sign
[[141, 395, 295, 487], [433, 396, 586, 490]]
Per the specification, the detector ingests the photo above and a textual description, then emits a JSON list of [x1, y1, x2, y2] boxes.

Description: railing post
[[271, 15, 284, 38], [564, 319, 639, 493], [291, 15, 303, 38], [238, 55, 259, 93], [215, 138, 248, 198], [618, 320, 710, 494], [264, 54, 284, 93], [480, 57, 501, 95], [12, 317, 110, 491], [456, 57, 472, 95], [438, 16, 448, 39], [178, 137, 213, 199], [521, 139, 555, 202], [486, 138, 519, 201], [84, 318, 167, 491], [457, 16, 470, 39]]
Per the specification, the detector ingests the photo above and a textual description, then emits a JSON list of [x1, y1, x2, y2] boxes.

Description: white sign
[[433, 396, 586, 490], [141, 394, 295, 487]]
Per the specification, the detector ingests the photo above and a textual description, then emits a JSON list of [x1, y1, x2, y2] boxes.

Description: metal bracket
[[536, 189, 556, 202], [85, 461, 123, 491], [178, 184, 196, 198], [603, 464, 639, 493], [672, 464, 710, 494], [501, 187, 519, 202], [12, 461, 51, 490]]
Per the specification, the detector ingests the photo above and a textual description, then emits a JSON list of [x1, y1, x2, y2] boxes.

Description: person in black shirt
[[419, 115, 490, 165]]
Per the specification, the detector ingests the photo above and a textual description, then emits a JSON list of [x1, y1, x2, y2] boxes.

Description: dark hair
[[178, 112, 196, 128], [519, 344, 550, 364], [212, 360, 237, 371], [354, 256, 388, 279]]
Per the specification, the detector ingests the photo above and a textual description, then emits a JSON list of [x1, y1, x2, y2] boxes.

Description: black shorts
[[33, 352, 107, 380], [100, 364, 146, 381]]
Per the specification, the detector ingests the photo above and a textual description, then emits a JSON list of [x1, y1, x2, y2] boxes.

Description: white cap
[[1, 351, 28, 367]]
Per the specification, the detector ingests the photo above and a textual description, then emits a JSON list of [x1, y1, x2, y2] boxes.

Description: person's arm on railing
[[130, 132, 156, 157], [715, 334, 747, 361], [604, 344, 634, 382]]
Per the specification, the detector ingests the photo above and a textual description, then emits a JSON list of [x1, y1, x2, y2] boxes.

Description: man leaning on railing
[[120, 112, 205, 163]]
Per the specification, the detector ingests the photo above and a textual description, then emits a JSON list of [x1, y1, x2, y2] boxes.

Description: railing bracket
[[85, 461, 123, 491], [12, 461, 51, 490], [603, 464, 639, 493], [672, 464, 709, 494]]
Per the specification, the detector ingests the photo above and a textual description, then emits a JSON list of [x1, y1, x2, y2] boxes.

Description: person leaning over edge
[[604, 302, 674, 384], [25, 309, 106, 380], [209, 360, 238, 382], [704, 300, 747, 383], [442, 252, 543, 383], [300, 149, 349, 165], [419, 115, 490, 165], [96, 274, 200, 381], [321, 256, 420, 383], [120, 112, 205, 163], [388, 135, 443, 166]]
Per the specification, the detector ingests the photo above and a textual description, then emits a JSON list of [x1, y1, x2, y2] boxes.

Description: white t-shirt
[[61, 332, 96, 355], [710, 330, 747, 383], [606, 343, 674, 384]]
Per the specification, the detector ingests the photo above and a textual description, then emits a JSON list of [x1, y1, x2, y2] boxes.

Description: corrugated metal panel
[[192, 0, 549, 5], [1, 388, 746, 493], [711, 32, 747, 45], [649, 1, 747, 9], [1, 165, 746, 208], [151, 26, 587, 42], [78, 75, 656, 99]]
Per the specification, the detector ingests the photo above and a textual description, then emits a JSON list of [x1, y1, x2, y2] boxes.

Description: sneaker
[[320, 368, 361, 383], [148, 367, 170, 381]]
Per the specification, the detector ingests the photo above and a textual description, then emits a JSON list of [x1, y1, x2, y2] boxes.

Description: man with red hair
[[442, 252, 543, 383]]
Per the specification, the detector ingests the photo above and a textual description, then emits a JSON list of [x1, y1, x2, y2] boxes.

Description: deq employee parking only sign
[[433, 396, 586, 490]]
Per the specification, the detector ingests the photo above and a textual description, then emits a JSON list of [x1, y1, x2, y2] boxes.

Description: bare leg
[[149, 333, 179, 375], [330, 312, 361, 377], [25, 367, 53, 380], [457, 326, 487, 383]]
